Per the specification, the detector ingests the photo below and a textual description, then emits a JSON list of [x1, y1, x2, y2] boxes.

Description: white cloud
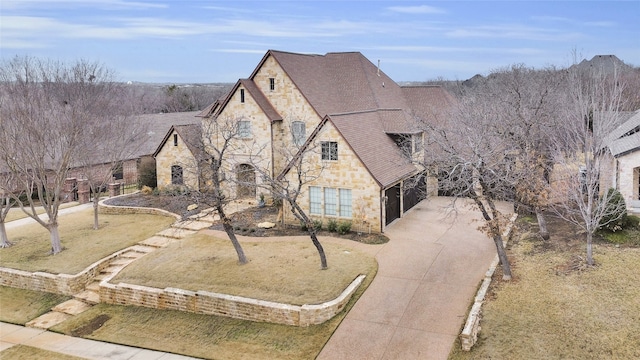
[[2, 0, 166, 10], [445, 25, 584, 42], [387, 5, 446, 14]]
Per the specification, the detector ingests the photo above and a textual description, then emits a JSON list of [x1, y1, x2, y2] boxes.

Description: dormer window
[[173, 134, 178, 146], [240, 89, 245, 103], [269, 78, 275, 91]]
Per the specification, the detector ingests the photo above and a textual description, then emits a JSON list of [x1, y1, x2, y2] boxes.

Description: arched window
[[171, 165, 183, 185], [292, 121, 306, 146]]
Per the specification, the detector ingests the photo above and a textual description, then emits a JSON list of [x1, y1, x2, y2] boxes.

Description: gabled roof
[[607, 110, 640, 157], [152, 123, 208, 161], [198, 79, 282, 122], [257, 50, 412, 117], [135, 111, 201, 158], [329, 110, 417, 187]]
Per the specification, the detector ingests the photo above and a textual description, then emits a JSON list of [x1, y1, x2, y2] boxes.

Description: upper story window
[[240, 89, 245, 103], [238, 120, 252, 138], [269, 78, 275, 91], [321, 141, 338, 161], [413, 133, 423, 153], [173, 133, 178, 146], [292, 121, 306, 146]]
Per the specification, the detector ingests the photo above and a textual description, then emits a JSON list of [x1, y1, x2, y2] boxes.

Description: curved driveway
[[318, 197, 512, 360]]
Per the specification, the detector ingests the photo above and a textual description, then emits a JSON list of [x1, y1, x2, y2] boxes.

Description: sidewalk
[[4, 202, 94, 231], [0, 322, 198, 359]]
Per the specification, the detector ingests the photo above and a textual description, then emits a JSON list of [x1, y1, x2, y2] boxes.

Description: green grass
[[111, 233, 377, 305], [0, 286, 71, 324], [0, 345, 85, 360], [448, 239, 640, 360], [1, 209, 174, 274], [52, 266, 375, 360]]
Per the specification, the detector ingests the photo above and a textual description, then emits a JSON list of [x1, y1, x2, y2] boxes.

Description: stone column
[[77, 179, 90, 204], [108, 183, 121, 197]]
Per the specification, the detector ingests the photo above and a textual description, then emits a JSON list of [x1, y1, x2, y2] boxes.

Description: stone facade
[[600, 150, 640, 210], [155, 129, 201, 190]]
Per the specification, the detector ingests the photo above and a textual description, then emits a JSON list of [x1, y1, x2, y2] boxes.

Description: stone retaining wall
[[99, 274, 365, 326], [98, 198, 181, 221], [459, 214, 517, 351], [0, 248, 128, 295]]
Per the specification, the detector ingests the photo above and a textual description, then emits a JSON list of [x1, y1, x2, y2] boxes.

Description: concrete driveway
[[317, 197, 512, 360]]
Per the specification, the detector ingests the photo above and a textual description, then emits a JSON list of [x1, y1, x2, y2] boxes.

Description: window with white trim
[[324, 188, 337, 216], [310, 186, 321, 215], [238, 120, 251, 138], [308, 187, 352, 218], [339, 189, 352, 218]]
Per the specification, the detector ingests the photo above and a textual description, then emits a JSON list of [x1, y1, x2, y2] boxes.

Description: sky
[[1, 0, 639, 84]]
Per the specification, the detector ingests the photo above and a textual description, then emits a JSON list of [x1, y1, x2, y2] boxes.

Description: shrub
[[599, 188, 627, 232], [624, 215, 640, 230], [141, 185, 153, 195], [337, 220, 352, 235], [137, 156, 157, 189], [300, 221, 308, 231], [313, 219, 323, 231], [327, 219, 338, 232]]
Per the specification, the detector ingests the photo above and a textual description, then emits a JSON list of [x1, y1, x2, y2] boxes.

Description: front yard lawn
[[449, 215, 640, 359], [0, 286, 71, 324], [1, 209, 175, 274], [111, 231, 377, 305]]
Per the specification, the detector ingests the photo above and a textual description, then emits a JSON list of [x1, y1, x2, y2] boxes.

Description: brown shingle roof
[[329, 110, 417, 188], [266, 50, 412, 117], [240, 79, 282, 122], [401, 85, 457, 125], [135, 111, 201, 158]]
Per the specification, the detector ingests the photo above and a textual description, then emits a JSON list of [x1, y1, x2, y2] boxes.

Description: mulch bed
[[104, 193, 389, 245]]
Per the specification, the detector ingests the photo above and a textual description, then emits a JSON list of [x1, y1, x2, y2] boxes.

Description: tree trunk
[[307, 226, 328, 270], [93, 197, 100, 230], [217, 206, 248, 265], [536, 208, 550, 240], [493, 233, 512, 280], [586, 231, 594, 266], [49, 223, 63, 254], [0, 221, 12, 248], [290, 201, 328, 269]]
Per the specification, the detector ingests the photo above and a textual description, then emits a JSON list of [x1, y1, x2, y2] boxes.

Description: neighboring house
[[67, 111, 202, 188], [600, 109, 640, 211], [155, 50, 455, 232]]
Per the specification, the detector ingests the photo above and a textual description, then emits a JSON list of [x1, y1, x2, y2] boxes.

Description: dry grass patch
[[0, 286, 71, 324], [112, 233, 377, 304], [4, 202, 80, 223], [449, 234, 640, 359], [1, 209, 174, 274], [0, 345, 85, 360]]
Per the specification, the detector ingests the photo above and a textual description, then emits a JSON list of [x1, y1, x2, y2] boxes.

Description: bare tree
[[252, 119, 329, 270], [483, 65, 565, 240], [74, 85, 147, 230], [0, 56, 119, 254], [424, 86, 515, 280], [549, 62, 627, 266], [0, 169, 21, 248], [176, 115, 251, 265]]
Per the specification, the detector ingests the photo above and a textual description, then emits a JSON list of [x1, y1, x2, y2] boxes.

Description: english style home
[[154, 50, 455, 232]]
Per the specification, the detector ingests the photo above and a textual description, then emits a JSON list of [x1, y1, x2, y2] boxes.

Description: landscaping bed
[[105, 193, 389, 244]]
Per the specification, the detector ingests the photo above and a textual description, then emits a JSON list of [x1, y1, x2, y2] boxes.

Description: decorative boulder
[[187, 204, 199, 211], [257, 222, 276, 229]]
